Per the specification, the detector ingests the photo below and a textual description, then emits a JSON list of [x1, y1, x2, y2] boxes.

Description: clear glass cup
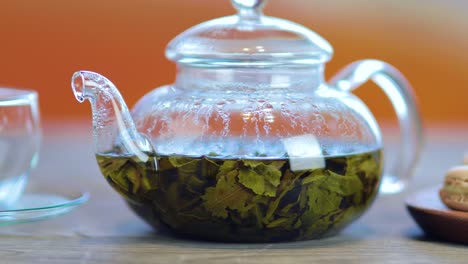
[[0, 88, 41, 207]]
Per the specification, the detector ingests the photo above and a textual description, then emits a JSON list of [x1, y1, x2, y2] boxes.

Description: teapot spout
[[71, 71, 152, 162]]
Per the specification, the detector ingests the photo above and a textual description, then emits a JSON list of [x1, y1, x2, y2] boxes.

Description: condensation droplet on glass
[[242, 111, 253, 122]]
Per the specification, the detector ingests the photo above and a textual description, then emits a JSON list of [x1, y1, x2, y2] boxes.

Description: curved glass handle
[[329, 60, 423, 194]]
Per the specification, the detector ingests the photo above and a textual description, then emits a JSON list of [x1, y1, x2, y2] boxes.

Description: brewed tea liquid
[[97, 149, 382, 242]]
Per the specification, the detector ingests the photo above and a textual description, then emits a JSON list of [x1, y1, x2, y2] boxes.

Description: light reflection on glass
[[270, 74, 290, 89], [281, 134, 325, 171], [264, 114, 274, 123], [256, 45, 265, 52], [242, 111, 253, 121]]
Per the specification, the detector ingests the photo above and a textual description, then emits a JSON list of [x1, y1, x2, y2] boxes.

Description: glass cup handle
[[329, 59, 423, 194]]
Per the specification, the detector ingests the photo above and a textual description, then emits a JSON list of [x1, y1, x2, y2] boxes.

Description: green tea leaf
[[243, 160, 263, 168], [265, 169, 301, 221], [202, 187, 227, 218], [302, 173, 327, 185], [269, 160, 287, 170], [165, 183, 180, 209], [169, 156, 204, 189], [238, 162, 282, 197], [304, 214, 331, 238], [202, 170, 252, 219], [98, 156, 128, 174], [111, 166, 132, 193], [359, 159, 379, 179], [238, 168, 265, 195], [258, 164, 282, 188], [185, 178, 205, 194], [203, 157, 220, 180], [266, 217, 293, 229], [168, 156, 197, 168], [306, 185, 341, 216], [323, 171, 363, 196], [279, 203, 295, 216], [126, 164, 142, 193], [216, 160, 238, 180], [252, 204, 264, 228], [353, 190, 363, 205], [141, 168, 158, 192]]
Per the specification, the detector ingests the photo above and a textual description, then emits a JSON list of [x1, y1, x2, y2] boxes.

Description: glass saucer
[[0, 192, 89, 225]]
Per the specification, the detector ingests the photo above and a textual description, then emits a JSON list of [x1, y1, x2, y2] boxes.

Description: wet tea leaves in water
[[238, 161, 283, 197], [203, 170, 251, 219], [96, 150, 382, 242]]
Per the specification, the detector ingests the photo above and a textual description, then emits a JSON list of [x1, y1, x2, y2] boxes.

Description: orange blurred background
[[0, 0, 467, 124]]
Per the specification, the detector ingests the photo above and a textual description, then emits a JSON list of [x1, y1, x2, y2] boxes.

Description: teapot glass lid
[[166, 0, 333, 67]]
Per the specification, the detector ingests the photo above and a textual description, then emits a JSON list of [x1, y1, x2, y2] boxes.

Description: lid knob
[[231, 0, 266, 16]]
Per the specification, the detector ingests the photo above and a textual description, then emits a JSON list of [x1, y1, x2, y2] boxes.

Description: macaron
[[439, 165, 468, 212]]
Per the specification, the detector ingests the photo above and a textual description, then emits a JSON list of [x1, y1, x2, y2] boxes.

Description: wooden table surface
[[1, 121, 467, 264]]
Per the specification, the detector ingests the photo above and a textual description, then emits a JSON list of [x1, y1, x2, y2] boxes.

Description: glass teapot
[[71, 0, 422, 242]]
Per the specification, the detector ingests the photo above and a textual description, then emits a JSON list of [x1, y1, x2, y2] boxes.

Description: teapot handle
[[329, 59, 423, 194]]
